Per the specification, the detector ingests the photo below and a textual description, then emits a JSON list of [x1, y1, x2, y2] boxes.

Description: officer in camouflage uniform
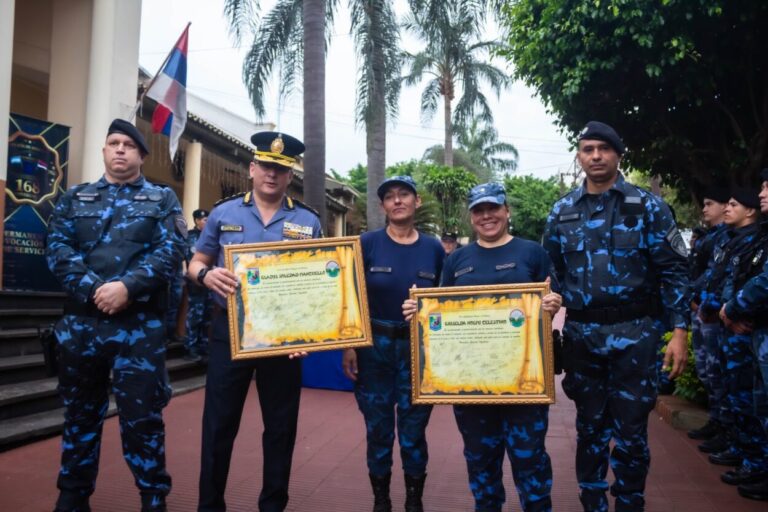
[[720, 171, 768, 501], [188, 132, 322, 512], [687, 187, 730, 443], [183, 208, 211, 361], [46, 119, 186, 512], [542, 121, 689, 512]]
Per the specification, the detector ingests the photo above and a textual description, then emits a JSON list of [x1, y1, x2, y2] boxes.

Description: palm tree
[[456, 120, 518, 178], [402, 0, 510, 167], [223, 0, 400, 230]]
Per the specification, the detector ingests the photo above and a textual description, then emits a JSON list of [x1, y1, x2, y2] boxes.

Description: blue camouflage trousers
[[453, 404, 552, 512], [699, 320, 728, 424], [55, 312, 172, 502], [184, 290, 211, 354], [562, 317, 659, 512], [720, 328, 768, 472], [753, 328, 768, 436], [165, 269, 184, 339], [353, 319, 432, 476]]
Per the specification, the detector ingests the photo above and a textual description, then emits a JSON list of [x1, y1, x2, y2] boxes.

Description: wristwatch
[[197, 266, 211, 286]]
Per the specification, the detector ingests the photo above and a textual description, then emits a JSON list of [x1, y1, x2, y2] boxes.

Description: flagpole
[[128, 22, 191, 122]]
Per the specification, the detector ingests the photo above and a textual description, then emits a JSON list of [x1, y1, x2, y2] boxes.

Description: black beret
[[192, 209, 209, 219], [441, 232, 458, 242], [251, 131, 305, 169], [731, 187, 760, 210], [702, 185, 730, 204], [578, 121, 626, 155], [107, 119, 149, 155], [761, 168, 768, 183]]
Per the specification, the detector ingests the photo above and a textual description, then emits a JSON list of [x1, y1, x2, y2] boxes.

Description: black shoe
[[182, 351, 203, 362], [688, 420, 721, 440], [141, 494, 167, 512], [54, 491, 91, 512], [698, 433, 729, 453], [738, 478, 768, 501], [709, 448, 742, 466], [721, 466, 768, 485]]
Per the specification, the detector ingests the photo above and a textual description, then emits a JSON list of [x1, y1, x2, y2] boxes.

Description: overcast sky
[[139, 0, 575, 180]]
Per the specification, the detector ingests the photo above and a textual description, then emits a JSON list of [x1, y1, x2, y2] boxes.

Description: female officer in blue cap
[[342, 175, 445, 512], [405, 182, 562, 512]]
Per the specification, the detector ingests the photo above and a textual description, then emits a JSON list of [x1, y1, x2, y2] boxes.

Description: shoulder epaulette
[[214, 191, 249, 207], [69, 182, 91, 191], [288, 196, 320, 217]]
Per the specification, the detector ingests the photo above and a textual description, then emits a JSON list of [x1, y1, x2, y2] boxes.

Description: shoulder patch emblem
[[666, 226, 687, 257]]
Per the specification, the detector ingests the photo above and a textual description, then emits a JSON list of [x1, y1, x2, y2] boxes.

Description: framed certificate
[[409, 283, 555, 404], [223, 236, 372, 359]]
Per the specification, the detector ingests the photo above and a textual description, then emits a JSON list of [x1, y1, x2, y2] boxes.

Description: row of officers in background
[[43, 117, 766, 512]]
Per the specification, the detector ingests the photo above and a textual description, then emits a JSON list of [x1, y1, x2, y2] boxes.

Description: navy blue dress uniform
[[183, 209, 212, 360], [542, 122, 690, 511], [354, 176, 444, 512], [45, 119, 186, 512], [194, 132, 322, 512]]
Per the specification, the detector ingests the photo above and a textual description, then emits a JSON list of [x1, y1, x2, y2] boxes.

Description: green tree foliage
[[420, 165, 478, 235], [503, 175, 561, 242], [625, 171, 700, 229], [499, 1, 768, 196], [402, 0, 510, 167]]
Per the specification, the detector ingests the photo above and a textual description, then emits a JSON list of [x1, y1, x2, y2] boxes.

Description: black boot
[[698, 431, 729, 453], [688, 419, 721, 440], [738, 477, 768, 501], [721, 466, 768, 485], [369, 473, 392, 512], [140, 494, 167, 512], [405, 473, 426, 512], [708, 446, 742, 466], [53, 491, 91, 512]]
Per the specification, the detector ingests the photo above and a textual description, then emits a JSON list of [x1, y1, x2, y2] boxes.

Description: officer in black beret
[[183, 209, 211, 362], [46, 119, 186, 511], [440, 231, 460, 255]]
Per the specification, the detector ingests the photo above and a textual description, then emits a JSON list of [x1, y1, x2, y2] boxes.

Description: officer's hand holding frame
[[409, 283, 555, 404]]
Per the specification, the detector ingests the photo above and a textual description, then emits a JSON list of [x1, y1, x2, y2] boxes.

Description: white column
[[0, 0, 16, 183], [81, 0, 142, 183], [182, 141, 203, 222]]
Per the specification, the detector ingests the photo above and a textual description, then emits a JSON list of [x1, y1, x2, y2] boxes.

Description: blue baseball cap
[[377, 175, 418, 200], [467, 182, 506, 210], [578, 121, 626, 155]]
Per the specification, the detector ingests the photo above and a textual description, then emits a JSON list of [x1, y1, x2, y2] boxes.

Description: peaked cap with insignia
[[251, 131, 305, 169]]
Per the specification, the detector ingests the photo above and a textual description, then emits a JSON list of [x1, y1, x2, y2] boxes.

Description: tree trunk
[[366, 6, 387, 231], [443, 93, 453, 167], [303, 0, 327, 229]]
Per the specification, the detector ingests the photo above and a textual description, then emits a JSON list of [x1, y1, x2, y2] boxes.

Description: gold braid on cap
[[254, 135, 295, 167]]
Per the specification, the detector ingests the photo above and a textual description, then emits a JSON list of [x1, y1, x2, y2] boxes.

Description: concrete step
[[0, 374, 206, 452], [0, 353, 48, 385]]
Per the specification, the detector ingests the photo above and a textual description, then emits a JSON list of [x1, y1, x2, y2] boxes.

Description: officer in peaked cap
[[188, 130, 322, 511], [46, 119, 185, 511], [543, 121, 689, 510]]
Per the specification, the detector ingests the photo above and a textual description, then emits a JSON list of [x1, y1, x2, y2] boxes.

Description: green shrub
[[662, 331, 707, 405]]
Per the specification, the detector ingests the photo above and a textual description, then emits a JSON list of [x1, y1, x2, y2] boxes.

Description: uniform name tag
[[220, 225, 244, 232], [624, 196, 642, 204], [455, 266, 473, 277], [76, 192, 99, 202], [417, 271, 436, 280], [558, 213, 580, 222], [134, 194, 148, 201], [495, 262, 516, 270], [282, 222, 313, 240], [370, 266, 392, 273]]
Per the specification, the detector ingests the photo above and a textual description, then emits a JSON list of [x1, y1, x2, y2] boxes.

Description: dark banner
[[4, 114, 69, 291]]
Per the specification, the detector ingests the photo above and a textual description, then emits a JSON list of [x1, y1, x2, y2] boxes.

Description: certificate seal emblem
[[247, 268, 260, 285], [325, 260, 340, 277], [508, 309, 525, 328], [429, 313, 442, 331]]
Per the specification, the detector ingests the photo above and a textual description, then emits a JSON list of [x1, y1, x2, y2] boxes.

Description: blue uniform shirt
[[195, 192, 323, 306], [361, 229, 444, 321], [542, 173, 690, 329], [46, 175, 186, 303]]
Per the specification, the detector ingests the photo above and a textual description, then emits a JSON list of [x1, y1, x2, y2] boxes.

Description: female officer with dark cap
[[342, 175, 445, 512], [404, 182, 562, 512]]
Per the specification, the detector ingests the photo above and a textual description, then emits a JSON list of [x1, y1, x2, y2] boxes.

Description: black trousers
[[198, 315, 302, 512]]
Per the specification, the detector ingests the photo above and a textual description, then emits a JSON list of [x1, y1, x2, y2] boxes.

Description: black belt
[[63, 300, 158, 318], [372, 322, 410, 339], [566, 302, 656, 325]]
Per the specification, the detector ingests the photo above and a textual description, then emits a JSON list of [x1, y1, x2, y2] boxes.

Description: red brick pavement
[[1, 378, 765, 512]]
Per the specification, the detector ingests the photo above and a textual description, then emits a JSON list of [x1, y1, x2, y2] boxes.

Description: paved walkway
[[1, 376, 764, 512]]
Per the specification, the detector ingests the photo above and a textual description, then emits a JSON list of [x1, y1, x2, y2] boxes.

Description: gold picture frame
[[409, 283, 555, 404], [224, 236, 372, 359]]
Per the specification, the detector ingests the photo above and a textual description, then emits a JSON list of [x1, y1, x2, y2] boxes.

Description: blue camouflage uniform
[[46, 175, 185, 510], [183, 227, 211, 357], [543, 173, 690, 511], [690, 224, 730, 424], [195, 191, 322, 512], [716, 223, 768, 474], [356, 228, 444, 479]]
